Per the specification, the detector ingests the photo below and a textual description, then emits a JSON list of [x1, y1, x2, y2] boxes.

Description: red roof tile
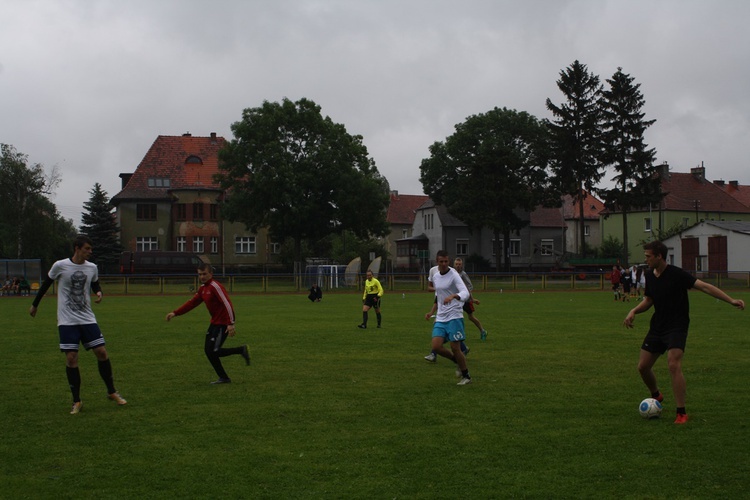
[[714, 180, 750, 208], [561, 191, 605, 220], [112, 133, 226, 202], [659, 171, 750, 213], [530, 205, 566, 228], [387, 192, 429, 225]]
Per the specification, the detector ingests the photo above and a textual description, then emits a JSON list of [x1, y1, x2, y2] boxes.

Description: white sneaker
[[424, 353, 437, 363], [455, 368, 462, 378], [457, 377, 472, 386]]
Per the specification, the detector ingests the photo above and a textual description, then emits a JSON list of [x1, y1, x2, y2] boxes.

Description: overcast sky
[[2, 0, 749, 226]]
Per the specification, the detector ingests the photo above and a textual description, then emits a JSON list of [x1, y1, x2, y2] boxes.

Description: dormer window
[[186, 155, 203, 164], [147, 177, 171, 188]]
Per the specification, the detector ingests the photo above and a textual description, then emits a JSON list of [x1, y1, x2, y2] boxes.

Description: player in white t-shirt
[[30, 235, 127, 414]]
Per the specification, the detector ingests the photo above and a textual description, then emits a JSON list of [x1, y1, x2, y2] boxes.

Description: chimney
[[210, 132, 217, 144], [729, 180, 739, 188], [119, 173, 133, 189], [655, 161, 670, 179], [691, 165, 705, 181], [713, 180, 725, 187], [182, 132, 191, 137]]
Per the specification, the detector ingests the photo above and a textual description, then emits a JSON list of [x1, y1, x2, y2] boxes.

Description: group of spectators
[[610, 265, 645, 302], [1, 276, 30, 296]]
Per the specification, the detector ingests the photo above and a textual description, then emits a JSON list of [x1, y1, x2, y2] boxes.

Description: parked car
[[119, 251, 205, 274]]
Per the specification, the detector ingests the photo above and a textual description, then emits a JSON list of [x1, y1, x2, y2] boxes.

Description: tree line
[[1, 60, 660, 271]]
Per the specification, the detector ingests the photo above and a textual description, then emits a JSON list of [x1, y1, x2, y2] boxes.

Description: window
[[456, 239, 468, 256], [210, 204, 218, 221], [193, 203, 204, 221], [509, 239, 521, 256], [644, 217, 652, 232], [193, 237, 204, 253], [235, 236, 256, 254], [136, 237, 158, 252], [185, 155, 203, 164], [584, 225, 590, 236], [210, 237, 218, 254], [270, 242, 281, 254], [402, 229, 408, 239], [177, 237, 186, 252], [147, 178, 171, 187], [424, 213, 434, 230], [136, 204, 157, 221], [682, 217, 690, 228], [175, 204, 187, 221], [541, 239, 554, 256]]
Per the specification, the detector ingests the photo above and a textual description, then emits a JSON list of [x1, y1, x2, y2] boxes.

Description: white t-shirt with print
[[48, 258, 99, 326]]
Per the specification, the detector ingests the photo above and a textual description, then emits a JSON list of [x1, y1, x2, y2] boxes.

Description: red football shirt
[[172, 279, 235, 325]]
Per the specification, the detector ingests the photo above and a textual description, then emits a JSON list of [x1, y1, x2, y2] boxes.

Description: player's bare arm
[[693, 280, 745, 310], [623, 296, 653, 328]]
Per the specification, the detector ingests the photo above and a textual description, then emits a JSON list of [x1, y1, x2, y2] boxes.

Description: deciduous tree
[[216, 98, 390, 263], [419, 107, 552, 272]]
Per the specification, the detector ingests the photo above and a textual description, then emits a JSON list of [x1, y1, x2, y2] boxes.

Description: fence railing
[[55, 271, 749, 295]]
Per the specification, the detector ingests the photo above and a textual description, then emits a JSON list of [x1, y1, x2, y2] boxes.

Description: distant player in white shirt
[[427, 250, 473, 385], [29, 235, 127, 414]]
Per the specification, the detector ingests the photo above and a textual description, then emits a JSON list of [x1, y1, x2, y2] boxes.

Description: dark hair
[[436, 249, 449, 259], [197, 262, 213, 272], [644, 240, 668, 259], [73, 235, 93, 250]]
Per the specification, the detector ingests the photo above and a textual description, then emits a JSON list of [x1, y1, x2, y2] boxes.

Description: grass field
[[2, 288, 748, 499]]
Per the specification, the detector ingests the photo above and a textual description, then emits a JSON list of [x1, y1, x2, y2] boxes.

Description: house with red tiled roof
[[398, 198, 567, 271], [561, 191, 605, 255], [111, 133, 276, 270], [384, 191, 429, 264], [600, 164, 750, 265]]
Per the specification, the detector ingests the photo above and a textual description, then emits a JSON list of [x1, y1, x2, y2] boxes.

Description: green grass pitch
[[2, 289, 748, 498]]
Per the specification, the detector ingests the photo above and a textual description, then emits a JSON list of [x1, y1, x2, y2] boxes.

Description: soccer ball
[[639, 398, 663, 419]]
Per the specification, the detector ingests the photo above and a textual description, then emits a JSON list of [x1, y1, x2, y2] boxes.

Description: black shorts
[[364, 294, 381, 308], [641, 328, 688, 354]]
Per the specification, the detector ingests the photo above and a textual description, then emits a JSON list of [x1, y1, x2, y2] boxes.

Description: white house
[[661, 221, 750, 273]]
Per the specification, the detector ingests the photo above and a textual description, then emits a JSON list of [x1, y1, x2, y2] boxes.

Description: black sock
[[676, 407, 686, 415], [651, 390, 661, 398], [362, 311, 368, 326], [376, 312, 381, 326], [66, 366, 81, 402], [462, 369, 470, 378], [98, 359, 116, 394]]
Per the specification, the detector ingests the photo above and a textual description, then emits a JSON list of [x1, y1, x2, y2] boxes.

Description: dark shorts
[[59, 323, 106, 352], [364, 294, 381, 309], [641, 328, 688, 354], [462, 301, 475, 314]]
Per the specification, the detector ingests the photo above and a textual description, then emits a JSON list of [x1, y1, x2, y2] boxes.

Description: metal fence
[[57, 270, 750, 295]]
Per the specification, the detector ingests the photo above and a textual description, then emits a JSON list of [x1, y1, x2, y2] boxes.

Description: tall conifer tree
[[80, 183, 122, 273], [546, 60, 604, 258]]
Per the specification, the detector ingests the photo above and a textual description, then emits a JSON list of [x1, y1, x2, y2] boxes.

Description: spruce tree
[[80, 183, 122, 273], [598, 67, 662, 265], [546, 60, 605, 258]]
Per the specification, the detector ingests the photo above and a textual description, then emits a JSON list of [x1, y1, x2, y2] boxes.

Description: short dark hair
[[436, 249, 449, 259], [73, 235, 93, 250], [644, 240, 668, 259], [197, 262, 213, 272]]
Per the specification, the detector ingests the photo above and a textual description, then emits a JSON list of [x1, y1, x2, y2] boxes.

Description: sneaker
[[357, 324, 366, 329], [241, 345, 251, 366], [424, 352, 437, 363], [210, 378, 232, 384], [674, 413, 689, 425], [377, 324, 381, 328], [480, 330, 488, 341], [108, 392, 127, 405], [70, 401, 83, 415], [457, 377, 472, 386]]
